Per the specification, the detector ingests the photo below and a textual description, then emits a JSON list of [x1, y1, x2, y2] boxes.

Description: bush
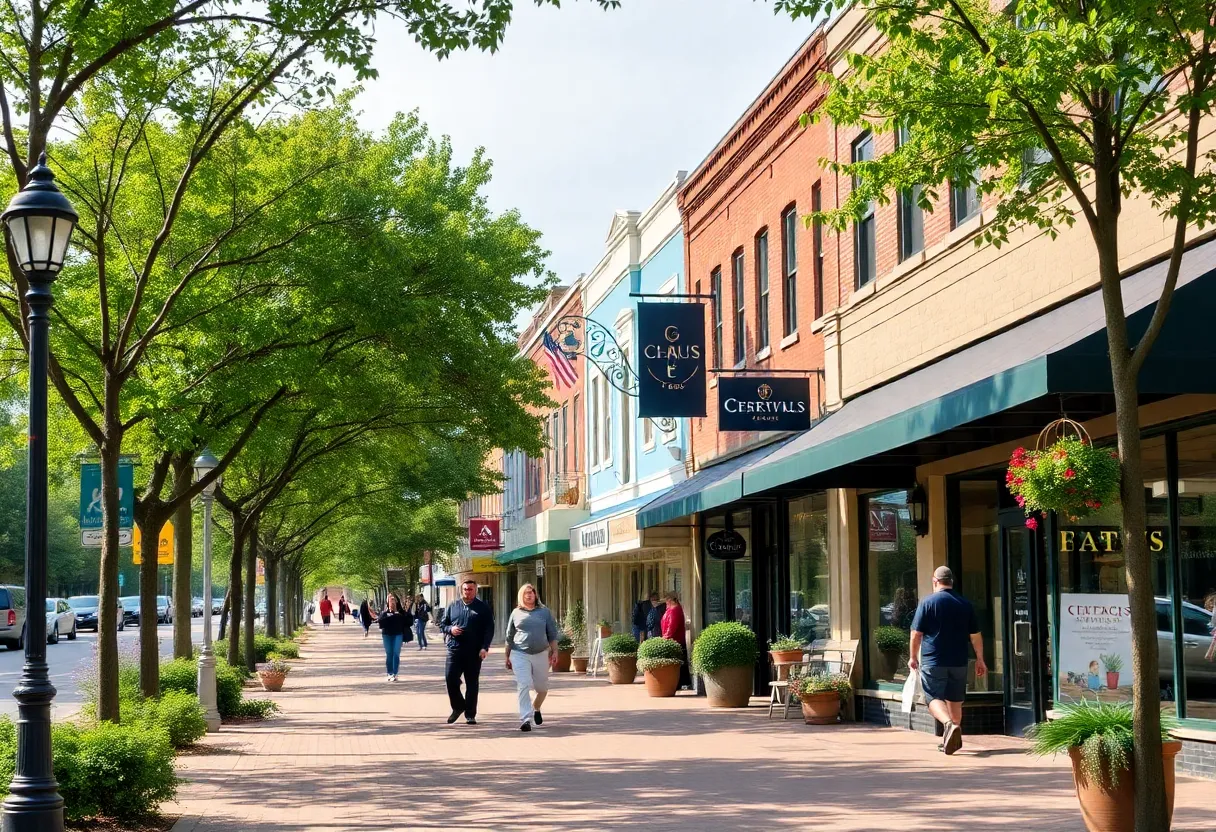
[[602, 634, 638, 657], [158, 657, 197, 695], [130, 691, 207, 749], [691, 622, 756, 675], [259, 658, 291, 675], [1027, 701, 1176, 789], [768, 634, 802, 651], [214, 634, 280, 665], [215, 659, 245, 718], [231, 698, 279, 719], [556, 633, 574, 652], [796, 671, 852, 699], [873, 626, 907, 653], [637, 637, 684, 672], [271, 639, 299, 659]]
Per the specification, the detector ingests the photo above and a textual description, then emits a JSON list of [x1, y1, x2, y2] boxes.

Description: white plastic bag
[[900, 669, 921, 713]]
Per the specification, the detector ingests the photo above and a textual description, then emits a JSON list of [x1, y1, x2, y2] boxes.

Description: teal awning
[[497, 539, 569, 565], [741, 239, 1216, 496]]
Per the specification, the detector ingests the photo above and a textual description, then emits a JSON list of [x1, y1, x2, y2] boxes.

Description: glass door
[[1000, 511, 1049, 735]]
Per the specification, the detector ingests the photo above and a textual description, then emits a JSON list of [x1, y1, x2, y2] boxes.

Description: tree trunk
[[138, 511, 165, 698], [266, 554, 279, 638], [172, 455, 194, 659], [226, 511, 245, 667], [218, 589, 230, 641], [243, 517, 258, 673], [97, 442, 123, 721]]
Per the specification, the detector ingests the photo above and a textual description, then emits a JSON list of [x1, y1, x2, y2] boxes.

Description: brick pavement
[[169, 623, 1215, 832]]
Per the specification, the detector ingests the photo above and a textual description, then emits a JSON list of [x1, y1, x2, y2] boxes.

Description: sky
[[353, 1, 814, 306]]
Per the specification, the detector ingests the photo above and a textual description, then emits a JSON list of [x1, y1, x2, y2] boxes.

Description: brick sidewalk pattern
[[169, 623, 1215, 831]]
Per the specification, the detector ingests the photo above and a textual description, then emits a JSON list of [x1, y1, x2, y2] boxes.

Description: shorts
[[920, 666, 967, 704]]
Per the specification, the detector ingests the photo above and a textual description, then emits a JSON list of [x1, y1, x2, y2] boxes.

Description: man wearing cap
[[908, 566, 986, 755]]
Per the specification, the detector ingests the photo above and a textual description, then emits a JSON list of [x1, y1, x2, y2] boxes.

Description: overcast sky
[[354, 1, 813, 300]]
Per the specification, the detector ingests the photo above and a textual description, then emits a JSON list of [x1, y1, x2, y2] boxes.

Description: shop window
[[957, 481, 1001, 693], [863, 490, 918, 688], [789, 493, 831, 644], [1175, 424, 1216, 721], [702, 511, 753, 630]]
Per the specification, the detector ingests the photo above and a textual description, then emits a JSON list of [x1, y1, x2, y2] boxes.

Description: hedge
[[637, 637, 684, 671], [691, 621, 757, 675], [602, 634, 638, 657]]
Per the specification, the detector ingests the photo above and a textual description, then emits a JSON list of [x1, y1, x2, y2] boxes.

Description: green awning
[[741, 240, 1216, 496], [497, 539, 569, 565]]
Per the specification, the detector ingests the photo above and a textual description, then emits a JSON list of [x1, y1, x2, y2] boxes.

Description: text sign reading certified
[[637, 302, 706, 418], [718, 376, 811, 432], [706, 529, 747, 560]]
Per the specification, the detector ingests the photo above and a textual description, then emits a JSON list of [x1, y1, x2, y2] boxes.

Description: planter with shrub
[[555, 633, 574, 672], [637, 637, 683, 697], [257, 657, 291, 692], [768, 634, 804, 666], [691, 622, 757, 707], [602, 634, 639, 684], [872, 625, 908, 681], [796, 671, 852, 725], [1027, 701, 1180, 832], [597, 618, 613, 639], [565, 601, 588, 672]]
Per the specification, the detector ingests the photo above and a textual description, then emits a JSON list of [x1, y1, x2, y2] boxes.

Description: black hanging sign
[[637, 302, 706, 418], [706, 529, 747, 560], [718, 376, 812, 432]]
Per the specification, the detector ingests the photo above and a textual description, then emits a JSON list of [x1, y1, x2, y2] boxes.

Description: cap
[[933, 566, 954, 584]]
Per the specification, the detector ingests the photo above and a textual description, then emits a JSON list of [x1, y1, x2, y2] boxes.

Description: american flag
[[542, 331, 577, 390]]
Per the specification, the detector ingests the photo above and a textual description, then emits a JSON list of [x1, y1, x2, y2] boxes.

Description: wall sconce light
[[909, 482, 929, 537]]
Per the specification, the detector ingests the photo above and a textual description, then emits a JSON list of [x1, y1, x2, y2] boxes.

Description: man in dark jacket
[[440, 580, 494, 725], [646, 596, 666, 639]]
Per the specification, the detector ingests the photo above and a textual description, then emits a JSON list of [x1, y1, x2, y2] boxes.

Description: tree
[[777, 0, 1216, 827]]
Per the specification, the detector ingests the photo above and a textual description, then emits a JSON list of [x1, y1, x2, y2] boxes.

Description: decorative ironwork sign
[[718, 376, 811, 432], [706, 529, 747, 560], [637, 302, 706, 418]]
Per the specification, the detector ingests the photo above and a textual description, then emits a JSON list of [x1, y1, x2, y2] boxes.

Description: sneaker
[[385, 674, 392, 682], [391, 675, 398, 682], [533, 710, 543, 725], [520, 722, 531, 732], [466, 718, 477, 725], [942, 721, 962, 756], [447, 710, 463, 724]]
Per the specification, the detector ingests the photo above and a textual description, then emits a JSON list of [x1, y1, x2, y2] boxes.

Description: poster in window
[[637, 302, 706, 418], [1058, 593, 1134, 704]]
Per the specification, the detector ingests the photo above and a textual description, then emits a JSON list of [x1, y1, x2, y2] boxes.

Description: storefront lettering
[[581, 527, 607, 548], [1058, 528, 1165, 554]]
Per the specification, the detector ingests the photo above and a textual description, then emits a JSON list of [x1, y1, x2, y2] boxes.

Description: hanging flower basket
[[1007, 419, 1120, 529]]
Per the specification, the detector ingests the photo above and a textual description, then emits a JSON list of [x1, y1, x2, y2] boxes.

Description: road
[[0, 617, 208, 719]]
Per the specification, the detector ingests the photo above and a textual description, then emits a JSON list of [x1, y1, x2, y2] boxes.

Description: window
[[542, 421, 551, 495], [1019, 146, 1052, 189], [755, 231, 770, 351], [620, 346, 632, 482], [601, 375, 612, 463], [897, 126, 924, 260], [642, 411, 654, 447], [955, 481, 1001, 694], [589, 379, 599, 467], [551, 411, 560, 486], [951, 165, 980, 227], [572, 394, 580, 470], [710, 268, 723, 368], [852, 132, 876, 288], [781, 205, 798, 335], [561, 403, 569, 474], [1174, 424, 1216, 719], [732, 249, 745, 364], [810, 186, 823, 320], [863, 489, 918, 688], [789, 493, 831, 644]]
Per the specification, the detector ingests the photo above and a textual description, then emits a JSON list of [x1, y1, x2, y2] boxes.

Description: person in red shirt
[[319, 592, 333, 629], [661, 592, 691, 691]]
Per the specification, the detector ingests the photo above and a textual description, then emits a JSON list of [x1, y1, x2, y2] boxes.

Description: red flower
[[1064, 469, 1076, 479], [1012, 447, 1027, 459], [1025, 517, 1039, 530], [1015, 495, 1026, 507]]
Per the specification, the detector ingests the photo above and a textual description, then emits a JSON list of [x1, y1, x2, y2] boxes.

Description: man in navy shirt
[[441, 580, 495, 725], [908, 566, 987, 755]]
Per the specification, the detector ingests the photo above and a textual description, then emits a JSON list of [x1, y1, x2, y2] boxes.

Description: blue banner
[[637, 302, 706, 418], [79, 462, 134, 530]]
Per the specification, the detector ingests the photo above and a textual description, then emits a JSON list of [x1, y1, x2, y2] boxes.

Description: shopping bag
[[900, 669, 920, 713]]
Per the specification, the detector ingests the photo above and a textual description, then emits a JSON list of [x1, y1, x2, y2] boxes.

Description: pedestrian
[[661, 591, 691, 690], [440, 579, 494, 725], [319, 592, 333, 629], [646, 593, 666, 639], [338, 595, 348, 624], [908, 566, 987, 756], [375, 593, 411, 682], [413, 594, 432, 650], [631, 592, 657, 643], [505, 583, 559, 732], [359, 596, 378, 638]]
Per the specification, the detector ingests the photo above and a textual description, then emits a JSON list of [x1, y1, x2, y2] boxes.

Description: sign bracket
[[710, 367, 825, 375], [628, 292, 717, 300]]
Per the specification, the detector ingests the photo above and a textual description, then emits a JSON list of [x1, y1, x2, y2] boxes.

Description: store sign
[[578, 521, 609, 554], [706, 529, 747, 560], [718, 376, 811, 432], [469, 518, 502, 551], [1059, 527, 1167, 554], [637, 302, 706, 418], [132, 521, 174, 565], [868, 508, 899, 552], [1058, 593, 1134, 704], [469, 557, 506, 574]]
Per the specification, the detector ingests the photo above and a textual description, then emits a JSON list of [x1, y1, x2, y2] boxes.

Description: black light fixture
[[909, 482, 929, 537], [1, 153, 77, 832]]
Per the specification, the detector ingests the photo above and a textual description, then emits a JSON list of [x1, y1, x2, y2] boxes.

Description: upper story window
[[755, 231, 770, 352], [781, 205, 798, 336], [589, 378, 600, 468], [561, 404, 569, 474], [810, 186, 823, 320], [852, 132, 877, 288], [572, 394, 580, 471], [710, 268, 723, 368], [897, 125, 924, 260], [600, 374, 612, 464], [951, 157, 980, 227], [542, 420, 551, 495], [732, 249, 746, 364]]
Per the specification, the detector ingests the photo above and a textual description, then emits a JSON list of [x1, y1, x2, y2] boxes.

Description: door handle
[[1014, 621, 1031, 657]]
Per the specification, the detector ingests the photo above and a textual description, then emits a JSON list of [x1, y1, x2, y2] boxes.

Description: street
[[0, 618, 207, 719]]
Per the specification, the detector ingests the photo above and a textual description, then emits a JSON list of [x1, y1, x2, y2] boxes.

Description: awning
[[637, 436, 798, 529], [741, 238, 1216, 496], [497, 539, 569, 566]]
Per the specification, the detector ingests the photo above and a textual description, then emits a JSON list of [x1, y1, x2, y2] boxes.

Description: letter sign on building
[[637, 302, 706, 418], [469, 518, 502, 551], [718, 376, 811, 432], [706, 529, 748, 560]]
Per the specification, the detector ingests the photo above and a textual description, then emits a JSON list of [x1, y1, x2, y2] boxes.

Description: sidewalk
[[169, 624, 1214, 832]]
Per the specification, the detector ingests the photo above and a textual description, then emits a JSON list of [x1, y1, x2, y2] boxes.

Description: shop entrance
[[999, 509, 1050, 735]]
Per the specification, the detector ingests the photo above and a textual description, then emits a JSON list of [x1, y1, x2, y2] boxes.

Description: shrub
[[603, 634, 638, 657], [637, 637, 684, 672], [132, 691, 207, 749], [596, 618, 612, 628], [158, 657, 198, 696], [768, 634, 802, 652], [796, 671, 852, 699], [691, 622, 756, 675], [231, 698, 279, 719], [259, 658, 291, 675], [215, 659, 245, 718], [1027, 701, 1175, 788], [556, 633, 574, 652], [873, 626, 907, 653], [563, 600, 587, 655], [271, 639, 299, 659]]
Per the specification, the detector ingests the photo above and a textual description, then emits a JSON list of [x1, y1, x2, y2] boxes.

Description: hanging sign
[[718, 376, 811, 432], [79, 461, 135, 539], [1057, 593, 1134, 704], [469, 518, 502, 551], [637, 302, 706, 418], [706, 529, 747, 560], [132, 520, 174, 565]]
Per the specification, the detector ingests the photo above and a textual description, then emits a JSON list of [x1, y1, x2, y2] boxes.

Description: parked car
[[191, 597, 204, 617], [1157, 596, 1216, 684], [45, 598, 77, 644], [255, 601, 266, 619], [67, 595, 124, 632], [0, 585, 26, 650], [119, 595, 141, 625], [156, 595, 172, 624], [211, 596, 224, 615]]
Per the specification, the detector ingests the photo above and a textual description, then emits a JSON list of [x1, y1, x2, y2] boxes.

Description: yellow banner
[[470, 557, 506, 573], [132, 520, 174, 565]]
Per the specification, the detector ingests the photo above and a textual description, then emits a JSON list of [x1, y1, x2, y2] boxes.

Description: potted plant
[[768, 634, 804, 665], [1100, 653, 1123, 690], [1006, 426, 1120, 529], [566, 601, 589, 673], [796, 671, 852, 724], [597, 618, 613, 639], [603, 634, 639, 684], [555, 633, 574, 672], [257, 656, 291, 692], [691, 621, 757, 708], [637, 637, 683, 697], [873, 625, 907, 680], [1027, 702, 1180, 832]]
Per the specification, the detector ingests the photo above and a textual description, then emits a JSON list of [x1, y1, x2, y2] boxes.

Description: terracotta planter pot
[[643, 664, 680, 697], [769, 649, 804, 666], [598, 625, 612, 639], [800, 691, 841, 724], [703, 665, 753, 707], [1067, 740, 1181, 832], [1105, 671, 1120, 689], [606, 655, 637, 684], [571, 656, 589, 673], [555, 649, 573, 672], [258, 671, 286, 692], [876, 649, 901, 681]]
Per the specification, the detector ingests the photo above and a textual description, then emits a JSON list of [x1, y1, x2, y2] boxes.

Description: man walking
[[631, 592, 659, 643], [441, 580, 494, 725], [908, 566, 986, 755]]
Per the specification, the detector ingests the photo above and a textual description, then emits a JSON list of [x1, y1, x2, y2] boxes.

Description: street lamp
[[193, 448, 222, 732], [1, 153, 77, 832]]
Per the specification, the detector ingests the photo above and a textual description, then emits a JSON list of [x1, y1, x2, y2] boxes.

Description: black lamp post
[[1, 153, 77, 832]]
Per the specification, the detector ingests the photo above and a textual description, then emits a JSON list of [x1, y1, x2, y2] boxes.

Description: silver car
[[1158, 597, 1216, 684], [0, 585, 26, 650], [45, 598, 77, 644]]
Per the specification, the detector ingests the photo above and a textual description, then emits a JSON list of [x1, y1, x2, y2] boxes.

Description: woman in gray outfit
[[504, 583, 559, 732]]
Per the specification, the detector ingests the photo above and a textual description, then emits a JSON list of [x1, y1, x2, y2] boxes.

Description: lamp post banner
[[79, 462, 134, 531], [718, 376, 811, 432], [637, 302, 706, 418]]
